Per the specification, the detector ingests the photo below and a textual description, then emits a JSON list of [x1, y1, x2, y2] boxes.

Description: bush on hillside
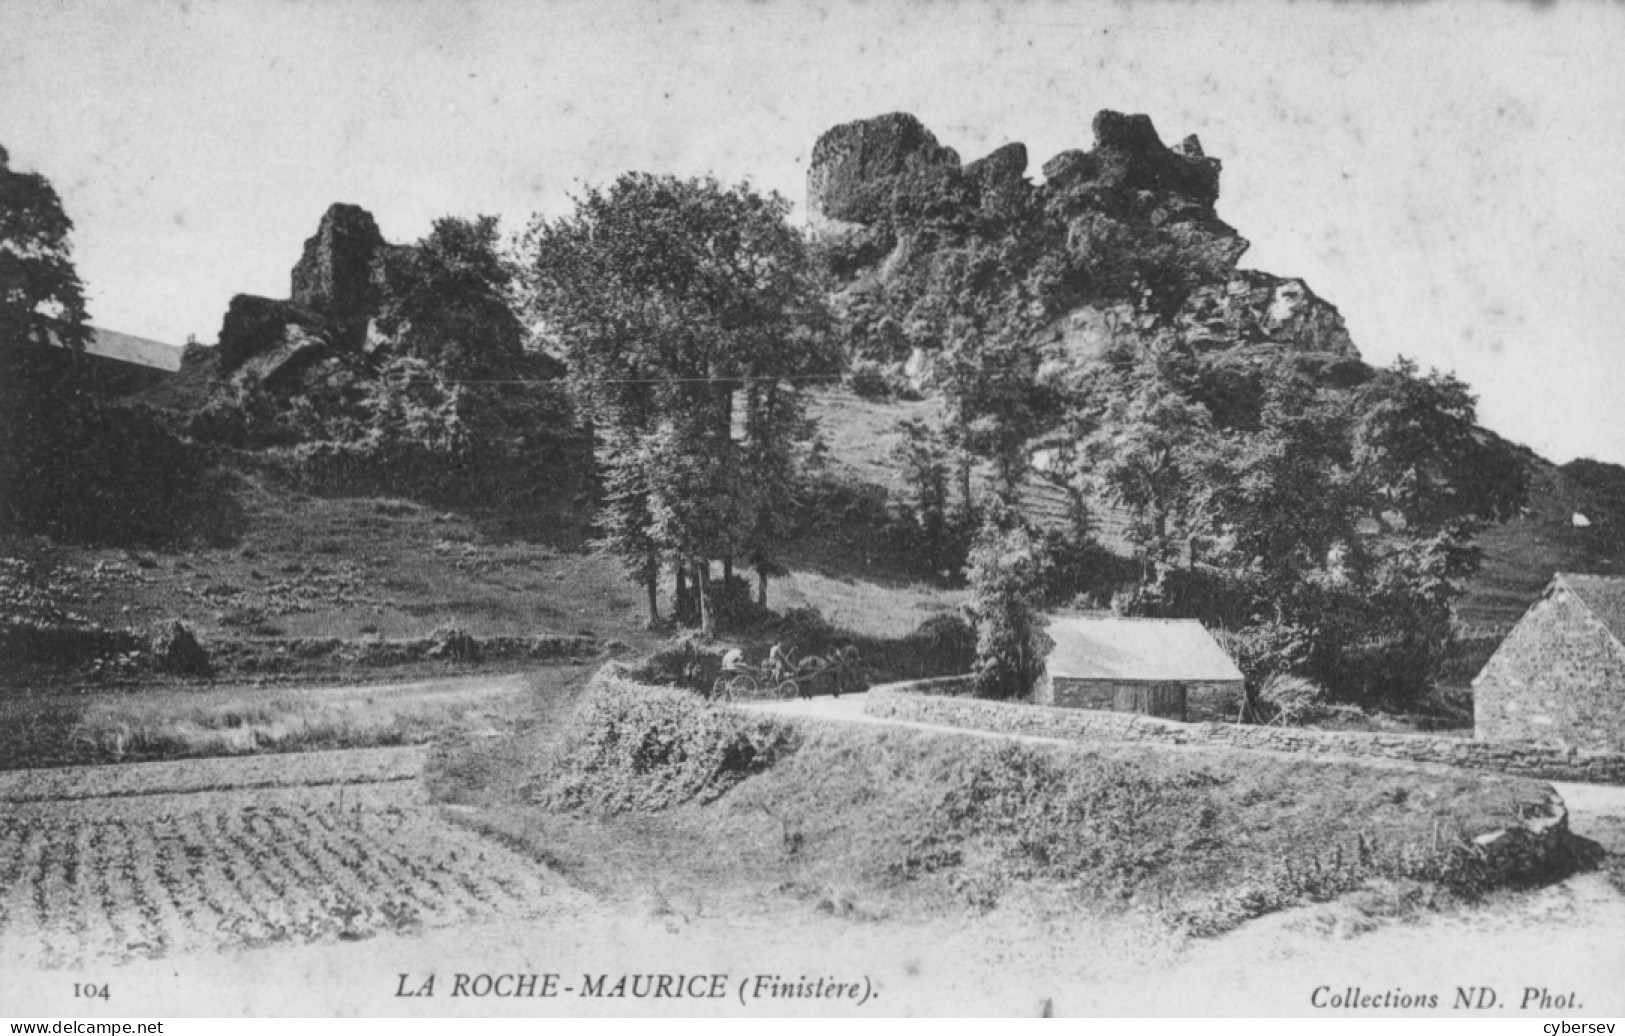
[[905, 612, 977, 675], [845, 359, 893, 400], [538, 672, 799, 813], [1254, 673, 1325, 726]]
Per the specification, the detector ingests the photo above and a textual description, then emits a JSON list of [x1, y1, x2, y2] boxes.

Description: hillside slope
[[807, 388, 1625, 636]]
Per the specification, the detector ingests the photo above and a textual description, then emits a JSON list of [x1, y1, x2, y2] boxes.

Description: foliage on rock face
[[966, 504, 1053, 699], [540, 671, 799, 813], [371, 215, 527, 379], [806, 113, 1533, 707], [192, 213, 573, 498], [522, 174, 833, 631]]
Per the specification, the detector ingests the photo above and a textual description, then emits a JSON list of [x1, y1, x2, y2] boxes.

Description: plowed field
[[0, 750, 583, 970]]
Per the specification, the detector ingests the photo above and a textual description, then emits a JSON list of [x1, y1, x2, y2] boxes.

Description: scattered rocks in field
[[149, 620, 212, 676], [428, 624, 479, 661]]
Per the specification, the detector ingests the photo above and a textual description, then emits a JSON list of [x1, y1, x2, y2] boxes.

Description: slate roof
[[1044, 615, 1244, 683], [85, 327, 184, 371], [1556, 573, 1625, 643]]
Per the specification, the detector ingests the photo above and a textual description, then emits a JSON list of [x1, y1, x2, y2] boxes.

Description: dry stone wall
[[865, 684, 1625, 785], [1040, 677, 1242, 723]]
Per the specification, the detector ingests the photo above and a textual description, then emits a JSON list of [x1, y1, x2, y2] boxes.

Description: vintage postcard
[[2, 0, 1623, 1020]]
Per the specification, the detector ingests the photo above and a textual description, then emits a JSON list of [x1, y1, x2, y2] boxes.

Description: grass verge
[[0, 672, 541, 769], [448, 668, 1590, 940]]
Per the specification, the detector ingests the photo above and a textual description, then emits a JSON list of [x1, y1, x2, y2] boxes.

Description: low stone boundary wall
[[235, 633, 598, 668], [864, 683, 1625, 785], [891, 674, 977, 696]]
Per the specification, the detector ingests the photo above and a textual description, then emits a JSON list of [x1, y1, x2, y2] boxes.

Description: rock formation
[[215, 295, 323, 371], [963, 141, 1031, 212], [1177, 270, 1360, 360], [963, 141, 1027, 188], [1040, 110, 1221, 209], [215, 203, 401, 376], [806, 112, 961, 227], [811, 108, 1370, 405], [149, 619, 211, 677], [289, 203, 386, 336]]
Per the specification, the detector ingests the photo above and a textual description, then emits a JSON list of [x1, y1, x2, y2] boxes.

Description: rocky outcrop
[[290, 203, 386, 331], [963, 141, 1030, 212], [233, 323, 329, 391], [215, 295, 323, 371], [213, 203, 405, 376], [1177, 270, 1361, 360], [963, 141, 1027, 188], [1042, 110, 1221, 209], [807, 112, 961, 226]]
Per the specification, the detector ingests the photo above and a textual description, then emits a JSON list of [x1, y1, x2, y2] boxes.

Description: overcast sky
[[3, 0, 1623, 465]]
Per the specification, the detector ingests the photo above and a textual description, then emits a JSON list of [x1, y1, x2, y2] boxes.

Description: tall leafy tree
[[1352, 358, 1526, 534], [966, 502, 1052, 700], [891, 418, 957, 574], [523, 174, 831, 632], [372, 215, 525, 379], [0, 144, 91, 353]]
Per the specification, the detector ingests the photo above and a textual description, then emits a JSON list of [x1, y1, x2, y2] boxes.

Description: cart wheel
[[726, 675, 758, 700], [711, 677, 732, 702], [775, 679, 800, 700]]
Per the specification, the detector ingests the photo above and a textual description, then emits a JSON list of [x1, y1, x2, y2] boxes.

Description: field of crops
[[0, 755, 583, 971]]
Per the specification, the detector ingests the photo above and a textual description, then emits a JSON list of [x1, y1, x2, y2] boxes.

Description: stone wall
[[1040, 677, 1242, 723], [865, 684, 1625, 785], [1474, 584, 1625, 752]]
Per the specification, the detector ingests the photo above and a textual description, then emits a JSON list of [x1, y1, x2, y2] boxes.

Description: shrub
[[711, 573, 772, 631], [966, 509, 1052, 699], [149, 620, 212, 676], [905, 612, 977, 675], [628, 636, 726, 690], [1255, 672, 1324, 726], [539, 672, 799, 813], [775, 605, 839, 656], [846, 359, 892, 400]]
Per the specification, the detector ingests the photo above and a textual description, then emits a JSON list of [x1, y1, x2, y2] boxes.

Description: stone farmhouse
[[1474, 572, 1625, 752], [1033, 615, 1245, 723]]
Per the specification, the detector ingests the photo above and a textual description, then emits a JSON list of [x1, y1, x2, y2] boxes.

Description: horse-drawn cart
[[707, 644, 866, 702]]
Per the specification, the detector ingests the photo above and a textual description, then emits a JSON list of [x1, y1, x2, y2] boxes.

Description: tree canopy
[[0, 144, 91, 353], [522, 174, 832, 632]]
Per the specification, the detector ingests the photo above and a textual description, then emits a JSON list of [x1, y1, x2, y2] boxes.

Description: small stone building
[[1473, 572, 1625, 751], [1032, 615, 1245, 722]]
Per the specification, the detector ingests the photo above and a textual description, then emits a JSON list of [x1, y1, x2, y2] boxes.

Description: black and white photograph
[[2, 0, 1623, 1020]]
